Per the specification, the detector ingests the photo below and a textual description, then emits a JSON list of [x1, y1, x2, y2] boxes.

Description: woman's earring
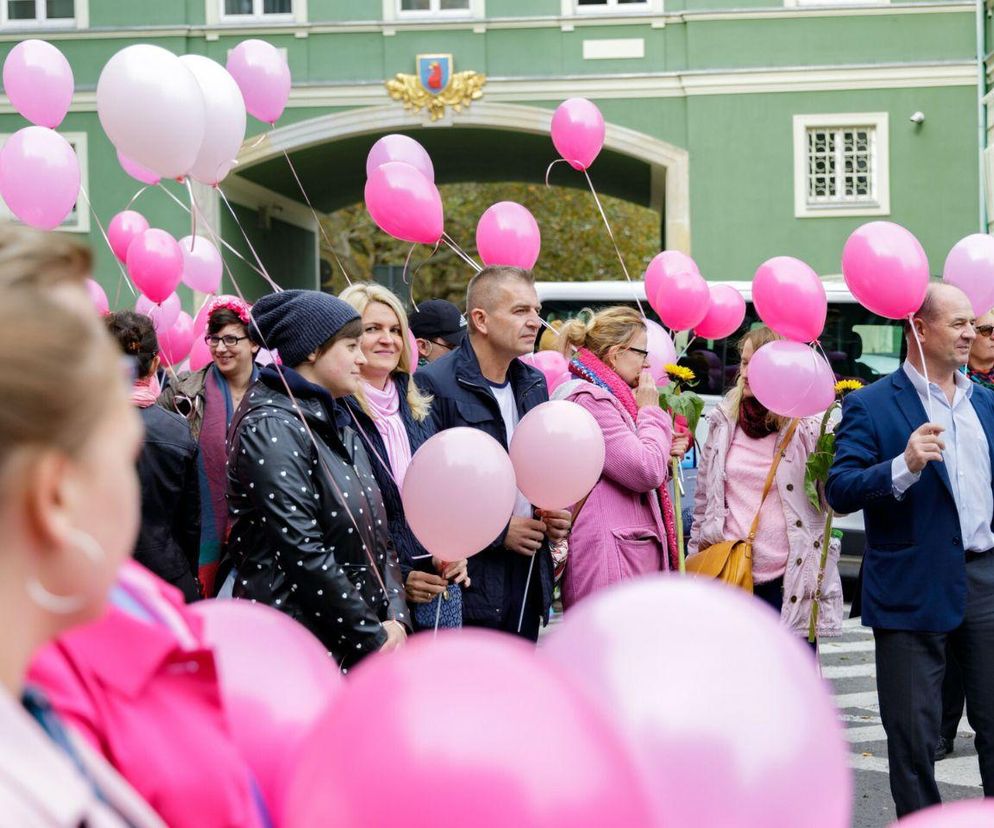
[[26, 529, 106, 615]]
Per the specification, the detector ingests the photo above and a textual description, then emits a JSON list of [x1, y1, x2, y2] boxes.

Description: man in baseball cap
[[408, 298, 467, 365]]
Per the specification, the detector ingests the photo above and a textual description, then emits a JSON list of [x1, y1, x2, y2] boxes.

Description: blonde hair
[[726, 325, 788, 432], [537, 319, 563, 352], [558, 306, 645, 362], [0, 225, 126, 472], [339, 282, 433, 422]]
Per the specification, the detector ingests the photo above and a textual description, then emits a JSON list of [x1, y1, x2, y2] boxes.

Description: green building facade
[[0, 0, 989, 302]]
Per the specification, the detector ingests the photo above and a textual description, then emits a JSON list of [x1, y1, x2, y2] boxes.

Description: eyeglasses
[[429, 339, 455, 353], [205, 334, 249, 348], [626, 346, 650, 358], [977, 325, 994, 338]]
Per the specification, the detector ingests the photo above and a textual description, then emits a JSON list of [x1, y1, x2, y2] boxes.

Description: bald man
[[827, 283, 994, 815], [416, 265, 569, 641]]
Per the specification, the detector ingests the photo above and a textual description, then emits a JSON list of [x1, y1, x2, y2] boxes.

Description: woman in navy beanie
[[224, 290, 409, 668]]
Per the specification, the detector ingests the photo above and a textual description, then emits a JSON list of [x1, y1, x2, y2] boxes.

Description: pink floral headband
[[206, 296, 251, 327]]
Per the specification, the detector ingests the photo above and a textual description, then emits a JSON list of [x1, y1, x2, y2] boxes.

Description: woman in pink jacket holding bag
[[553, 307, 690, 609]]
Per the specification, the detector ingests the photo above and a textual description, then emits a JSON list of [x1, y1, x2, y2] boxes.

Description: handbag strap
[[746, 418, 799, 542]]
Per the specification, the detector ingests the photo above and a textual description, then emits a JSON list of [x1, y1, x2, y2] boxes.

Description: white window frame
[[387, 0, 482, 19], [0, 0, 85, 28], [213, 0, 301, 24], [0, 131, 89, 233], [567, 0, 661, 15], [793, 112, 890, 219]]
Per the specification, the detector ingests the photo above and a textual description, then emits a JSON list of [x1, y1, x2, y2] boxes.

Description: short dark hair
[[313, 316, 363, 358], [105, 310, 159, 378], [465, 265, 534, 335], [207, 307, 247, 336]]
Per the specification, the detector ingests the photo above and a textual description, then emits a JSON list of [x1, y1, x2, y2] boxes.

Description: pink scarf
[[130, 373, 161, 409], [363, 379, 413, 487], [569, 347, 681, 571]]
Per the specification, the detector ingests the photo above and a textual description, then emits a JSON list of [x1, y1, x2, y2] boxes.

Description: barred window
[[806, 127, 875, 206]]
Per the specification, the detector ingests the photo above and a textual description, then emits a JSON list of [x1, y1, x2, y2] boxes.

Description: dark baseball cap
[[409, 299, 467, 346]]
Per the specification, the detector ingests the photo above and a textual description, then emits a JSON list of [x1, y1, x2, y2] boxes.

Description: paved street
[[825, 610, 983, 827]]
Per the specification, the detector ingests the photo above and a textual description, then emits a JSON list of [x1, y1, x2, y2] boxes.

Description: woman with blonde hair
[[340, 283, 469, 629], [0, 226, 163, 826], [688, 325, 843, 641], [552, 306, 690, 608]]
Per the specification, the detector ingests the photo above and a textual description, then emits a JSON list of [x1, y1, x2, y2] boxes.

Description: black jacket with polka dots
[[225, 367, 409, 668]]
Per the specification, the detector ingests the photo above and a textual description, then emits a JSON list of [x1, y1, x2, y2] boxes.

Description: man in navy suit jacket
[[827, 283, 994, 816]]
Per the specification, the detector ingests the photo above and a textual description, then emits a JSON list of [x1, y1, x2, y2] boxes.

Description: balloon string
[[433, 592, 442, 640], [908, 313, 936, 422], [156, 183, 272, 284], [77, 183, 137, 300], [544, 158, 574, 188], [216, 187, 284, 293], [440, 232, 482, 273], [517, 555, 535, 635], [124, 185, 149, 212], [675, 335, 698, 362], [581, 168, 647, 319], [280, 148, 352, 287], [183, 177, 197, 242], [407, 239, 444, 312]]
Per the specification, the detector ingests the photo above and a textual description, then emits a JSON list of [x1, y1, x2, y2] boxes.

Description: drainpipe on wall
[[977, 0, 988, 233]]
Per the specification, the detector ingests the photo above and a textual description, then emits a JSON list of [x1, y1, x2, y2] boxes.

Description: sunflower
[[834, 379, 864, 396], [664, 364, 696, 384]]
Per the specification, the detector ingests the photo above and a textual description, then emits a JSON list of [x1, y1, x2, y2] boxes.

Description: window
[[0, 131, 88, 233], [793, 113, 889, 218], [574, 0, 651, 11], [397, 0, 471, 14], [2, 0, 75, 26], [220, 0, 292, 21]]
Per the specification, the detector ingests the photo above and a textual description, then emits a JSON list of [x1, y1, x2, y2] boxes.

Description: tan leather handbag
[[686, 418, 799, 593]]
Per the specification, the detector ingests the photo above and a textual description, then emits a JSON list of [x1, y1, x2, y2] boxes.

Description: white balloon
[[97, 44, 206, 180], [179, 55, 247, 186]]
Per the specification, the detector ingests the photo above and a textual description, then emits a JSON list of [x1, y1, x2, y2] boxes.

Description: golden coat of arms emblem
[[386, 54, 486, 121]]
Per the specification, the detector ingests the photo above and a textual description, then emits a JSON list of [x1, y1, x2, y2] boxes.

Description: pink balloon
[[644, 251, 700, 309], [364, 161, 443, 245], [753, 256, 827, 343], [551, 97, 606, 171], [943, 233, 994, 317], [225, 39, 291, 125], [85, 278, 109, 316], [519, 350, 569, 394], [136, 291, 181, 332], [543, 577, 852, 828], [283, 631, 653, 828], [116, 150, 160, 186], [127, 228, 183, 304], [694, 284, 745, 340], [646, 256, 711, 332], [0, 126, 79, 231], [179, 235, 223, 294], [895, 800, 994, 827], [402, 428, 517, 562], [510, 401, 605, 510], [365, 134, 434, 183], [256, 347, 280, 367], [188, 334, 212, 372], [645, 320, 677, 386], [107, 210, 149, 263], [2, 39, 74, 129], [548, 370, 570, 393], [748, 340, 835, 418], [190, 599, 342, 822], [842, 221, 929, 320], [157, 311, 194, 366], [406, 329, 418, 365], [179, 55, 246, 186], [476, 201, 541, 270]]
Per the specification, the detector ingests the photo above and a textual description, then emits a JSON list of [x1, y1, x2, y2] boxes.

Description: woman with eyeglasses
[[968, 312, 994, 390], [158, 297, 258, 596], [552, 307, 690, 609]]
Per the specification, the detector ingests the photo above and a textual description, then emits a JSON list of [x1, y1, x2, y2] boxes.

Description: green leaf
[[804, 449, 835, 512], [815, 432, 835, 456], [804, 476, 821, 512]]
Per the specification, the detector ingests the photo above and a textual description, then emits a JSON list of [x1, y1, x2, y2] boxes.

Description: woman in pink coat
[[553, 307, 690, 608]]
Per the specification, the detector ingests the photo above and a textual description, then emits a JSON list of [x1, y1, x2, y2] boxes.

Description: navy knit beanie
[[251, 290, 360, 368]]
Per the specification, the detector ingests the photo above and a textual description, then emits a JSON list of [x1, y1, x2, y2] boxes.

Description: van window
[[540, 299, 903, 397]]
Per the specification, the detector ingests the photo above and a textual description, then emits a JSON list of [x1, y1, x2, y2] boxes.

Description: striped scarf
[[568, 347, 681, 571]]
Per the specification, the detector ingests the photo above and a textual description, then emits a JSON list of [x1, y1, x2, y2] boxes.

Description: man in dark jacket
[[416, 266, 571, 641]]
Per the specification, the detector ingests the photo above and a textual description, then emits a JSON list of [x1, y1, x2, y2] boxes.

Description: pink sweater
[[722, 429, 789, 584], [556, 379, 674, 609]]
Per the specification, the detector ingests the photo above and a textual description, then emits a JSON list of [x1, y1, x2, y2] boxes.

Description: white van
[[534, 279, 904, 578]]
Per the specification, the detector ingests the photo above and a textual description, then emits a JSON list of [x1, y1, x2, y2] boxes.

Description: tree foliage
[[319, 181, 661, 306]]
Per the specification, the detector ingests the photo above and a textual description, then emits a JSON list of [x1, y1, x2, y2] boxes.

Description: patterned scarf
[[968, 365, 994, 392], [738, 396, 778, 439], [568, 347, 680, 571]]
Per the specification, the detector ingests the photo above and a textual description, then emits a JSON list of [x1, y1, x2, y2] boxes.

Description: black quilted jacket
[[225, 366, 409, 668]]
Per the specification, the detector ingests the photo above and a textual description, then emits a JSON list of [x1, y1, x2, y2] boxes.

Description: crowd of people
[[8, 220, 994, 822]]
